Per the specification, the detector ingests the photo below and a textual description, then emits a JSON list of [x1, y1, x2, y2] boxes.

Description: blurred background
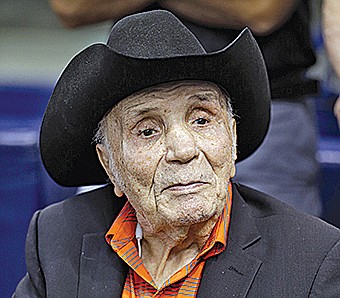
[[0, 0, 339, 297], [1, 1, 111, 296]]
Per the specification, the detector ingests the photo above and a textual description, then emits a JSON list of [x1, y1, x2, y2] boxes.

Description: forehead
[[114, 81, 225, 115]]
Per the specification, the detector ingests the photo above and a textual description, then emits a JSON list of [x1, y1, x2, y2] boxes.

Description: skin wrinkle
[[151, 146, 164, 213], [98, 81, 235, 228], [95, 81, 236, 157], [95, 80, 237, 286]]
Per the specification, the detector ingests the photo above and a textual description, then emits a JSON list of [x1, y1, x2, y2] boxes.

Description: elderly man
[[15, 11, 340, 297]]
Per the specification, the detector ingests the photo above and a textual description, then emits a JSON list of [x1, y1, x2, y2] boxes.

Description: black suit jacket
[[14, 183, 340, 297]]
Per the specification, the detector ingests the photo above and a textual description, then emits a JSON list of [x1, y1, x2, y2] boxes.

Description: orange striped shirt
[[106, 183, 232, 297]]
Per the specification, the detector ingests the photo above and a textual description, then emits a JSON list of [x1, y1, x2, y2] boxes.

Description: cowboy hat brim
[[40, 28, 270, 186]]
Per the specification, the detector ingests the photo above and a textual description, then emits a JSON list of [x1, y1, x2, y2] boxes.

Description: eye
[[193, 117, 209, 126], [189, 108, 214, 127], [132, 117, 161, 139], [138, 128, 158, 138]]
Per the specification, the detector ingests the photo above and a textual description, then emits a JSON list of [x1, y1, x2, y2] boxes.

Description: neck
[[140, 213, 220, 287]]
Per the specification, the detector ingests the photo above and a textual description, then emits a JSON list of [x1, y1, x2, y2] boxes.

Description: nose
[[165, 125, 199, 163]]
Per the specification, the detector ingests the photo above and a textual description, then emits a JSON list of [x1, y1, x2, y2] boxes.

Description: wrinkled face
[[98, 81, 237, 232]]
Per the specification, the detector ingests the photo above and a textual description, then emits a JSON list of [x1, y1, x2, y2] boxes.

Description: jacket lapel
[[197, 184, 263, 297], [77, 186, 128, 297], [78, 232, 129, 298]]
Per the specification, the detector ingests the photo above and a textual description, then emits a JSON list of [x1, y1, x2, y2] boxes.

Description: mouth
[[162, 181, 209, 193]]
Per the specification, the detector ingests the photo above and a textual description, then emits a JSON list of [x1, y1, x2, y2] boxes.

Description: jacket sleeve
[[310, 239, 340, 297], [13, 210, 46, 298]]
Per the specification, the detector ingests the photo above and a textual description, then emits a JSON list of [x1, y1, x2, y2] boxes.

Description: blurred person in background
[[49, 0, 334, 217], [322, 0, 340, 128]]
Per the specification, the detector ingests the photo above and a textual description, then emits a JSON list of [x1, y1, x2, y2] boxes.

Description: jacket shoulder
[[40, 184, 126, 231], [20, 184, 127, 296], [234, 183, 340, 245], [230, 183, 340, 296]]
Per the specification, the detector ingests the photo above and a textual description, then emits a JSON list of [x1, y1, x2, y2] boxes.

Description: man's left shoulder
[[230, 183, 340, 297], [234, 183, 340, 246]]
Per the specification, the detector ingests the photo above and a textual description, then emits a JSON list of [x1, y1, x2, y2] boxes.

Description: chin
[[177, 212, 214, 226], [165, 202, 221, 226], [157, 190, 226, 225]]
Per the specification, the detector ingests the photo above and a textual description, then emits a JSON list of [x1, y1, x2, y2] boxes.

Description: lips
[[162, 181, 209, 193]]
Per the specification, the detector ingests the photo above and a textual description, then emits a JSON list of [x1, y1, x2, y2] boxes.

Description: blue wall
[[0, 86, 76, 297]]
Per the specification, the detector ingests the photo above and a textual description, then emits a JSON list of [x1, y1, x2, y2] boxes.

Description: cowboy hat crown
[[107, 10, 206, 57]]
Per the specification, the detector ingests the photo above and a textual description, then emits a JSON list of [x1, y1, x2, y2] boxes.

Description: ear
[[230, 164, 236, 178], [113, 185, 124, 197], [230, 119, 237, 178], [96, 144, 111, 176], [96, 144, 124, 197], [232, 119, 237, 161]]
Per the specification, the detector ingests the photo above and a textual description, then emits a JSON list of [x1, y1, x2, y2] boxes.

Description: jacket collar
[[197, 184, 262, 297], [78, 232, 128, 298]]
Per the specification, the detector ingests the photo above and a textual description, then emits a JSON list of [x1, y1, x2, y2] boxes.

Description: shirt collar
[[106, 182, 232, 253]]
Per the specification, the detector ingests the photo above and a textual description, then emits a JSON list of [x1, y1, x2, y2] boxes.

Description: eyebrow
[[187, 93, 215, 102], [125, 91, 216, 118], [127, 106, 159, 118]]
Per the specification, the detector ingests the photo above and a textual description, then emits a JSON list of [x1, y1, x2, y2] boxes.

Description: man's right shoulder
[[37, 184, 126, 235]]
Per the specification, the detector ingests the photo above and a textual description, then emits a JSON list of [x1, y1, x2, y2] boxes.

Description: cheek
[[121, 139, 164, 187], [199, 128, 234, 168]]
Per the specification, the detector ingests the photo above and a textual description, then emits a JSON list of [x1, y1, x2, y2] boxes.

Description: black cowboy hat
[[40, 10, 270, 186]]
